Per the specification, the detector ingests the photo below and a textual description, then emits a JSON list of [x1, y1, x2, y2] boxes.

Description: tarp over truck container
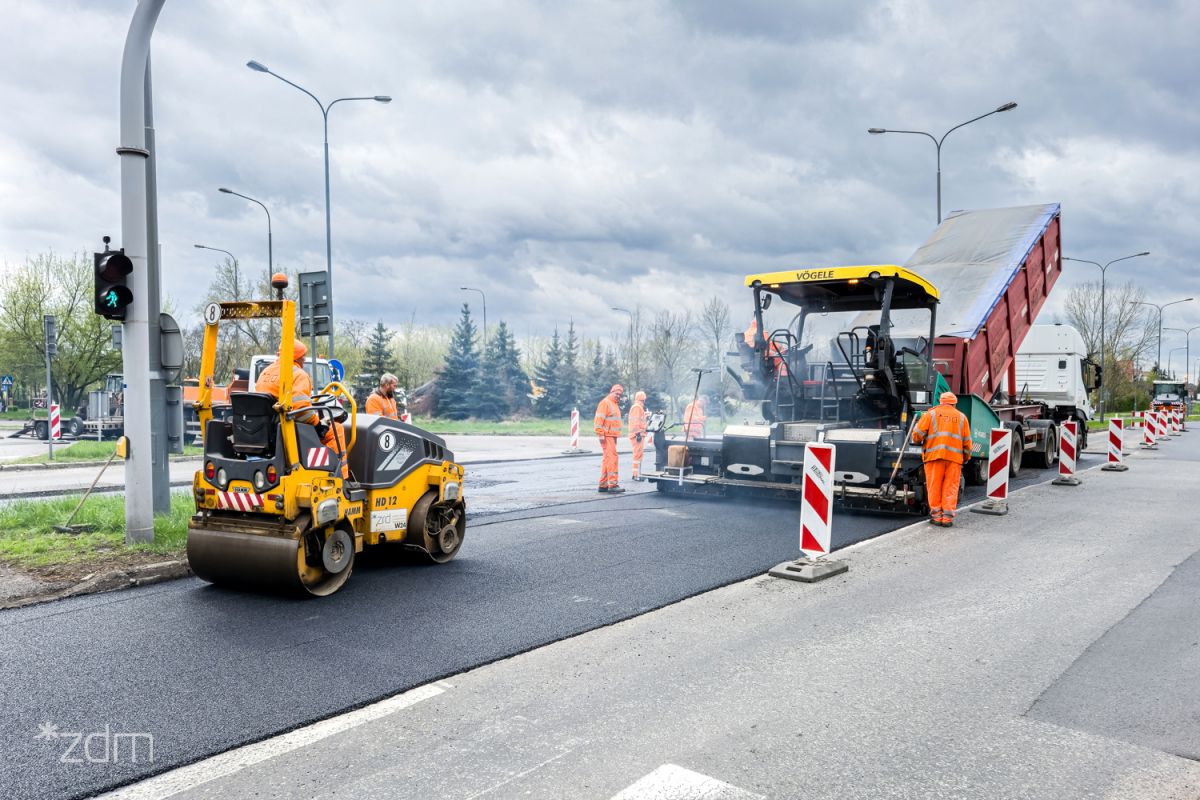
[[895, 204, 1062, 401]]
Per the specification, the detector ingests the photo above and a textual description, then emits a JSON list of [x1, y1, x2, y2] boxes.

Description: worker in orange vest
[[627, 390, 647, 481], [594, 384, 624, 493], [682, 395, 707, 440], [365, 373, 399, 419], [911, 391, 973, 527], [743, 319, 788, 376], [257, 339, 348, 478]]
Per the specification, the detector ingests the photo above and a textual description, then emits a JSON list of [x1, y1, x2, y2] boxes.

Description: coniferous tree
[[490, 321, 529, 416], [436, 304, 479, 419], [362, 321, 393, 381], [560, 320, 582, 410], [583, 341, 605, 402], [534, 328, 566, 418]]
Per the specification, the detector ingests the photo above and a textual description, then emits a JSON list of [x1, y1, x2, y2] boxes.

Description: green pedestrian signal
[[93, 237, 133, 321]]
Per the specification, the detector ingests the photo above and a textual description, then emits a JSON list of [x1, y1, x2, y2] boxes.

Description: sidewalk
[[142, 435, 1200, 799]]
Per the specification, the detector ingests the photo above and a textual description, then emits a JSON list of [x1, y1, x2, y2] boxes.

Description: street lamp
[[1164, 325, 1200, 385], [218, 187, 273, 276], [247, 59, 391, 358], [1133, 297, 1194, 373], [1168, 346, 1188, 379], [611, 307, 637, 387], [460, 287, 487, 352], [1063, 251, 1150, 419], [868, 101, 1018, 223], [194, 244, 238, 300]]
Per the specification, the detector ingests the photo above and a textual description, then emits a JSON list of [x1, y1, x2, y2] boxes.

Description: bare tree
[[647, 309, 696, 417], [698, 296, 732, 422], [1064, 279, 1157, 409]]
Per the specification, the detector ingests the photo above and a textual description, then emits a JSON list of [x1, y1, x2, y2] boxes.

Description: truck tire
[[1009, 435, 1023, 478], [68, 417, 85, 437], [1030, 427, 1057, 469], [963, 458, 985, 486], [34, 420, 48, 440], [1077, 420, 1088, 451]]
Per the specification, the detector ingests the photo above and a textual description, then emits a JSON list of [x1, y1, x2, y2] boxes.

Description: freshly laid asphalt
[[0, 449, 1096, 800]]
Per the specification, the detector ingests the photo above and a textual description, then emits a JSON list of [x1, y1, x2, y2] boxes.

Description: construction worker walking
[[682, 395, 707, 440], [911, 391, 972, 527], [365, 373, 400, 419], [628, 390, 647, 481], [594, 384, 625, 493]]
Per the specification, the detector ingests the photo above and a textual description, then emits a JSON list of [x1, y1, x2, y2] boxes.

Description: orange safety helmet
[[939, 391, 957, 405], [611, 384, 624, 395], [635, 390, 646, 402], [284, 339, 308, 363]]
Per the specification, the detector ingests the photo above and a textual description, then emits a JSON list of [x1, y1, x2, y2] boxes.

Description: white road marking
[[462, 744, 578, 800], [611, 764, 763, 800], [97, 682, 448, 800]]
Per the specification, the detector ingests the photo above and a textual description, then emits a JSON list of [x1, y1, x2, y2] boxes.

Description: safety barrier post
[[1141, 411, 1158, 449], [50, 403, 62, 441], [1101, 418, 1128, 472], [769, 442, 848, 583], [561, 407, 589, 455], [1052, 420, 1082, 486], [971, 428, 1011, 515], [1169, 408, 1182, 436], [1156, 411, 1170, 441]]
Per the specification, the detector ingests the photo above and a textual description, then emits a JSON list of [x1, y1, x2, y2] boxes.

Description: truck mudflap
[[645, 471, 926, 514]]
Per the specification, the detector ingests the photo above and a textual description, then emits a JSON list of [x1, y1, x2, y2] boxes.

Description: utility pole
[[117, 0, 166, 542], [43, 315, 56, 461]]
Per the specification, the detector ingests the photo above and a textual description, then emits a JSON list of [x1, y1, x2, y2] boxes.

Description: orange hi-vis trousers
[[629, 434, 645, 479], [924, 459, 962, 521], [599, 436, 620, 488]]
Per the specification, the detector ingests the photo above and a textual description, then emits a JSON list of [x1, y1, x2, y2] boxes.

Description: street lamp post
[[194, 244, 239, 300], [218, 187, 272, 276], [868, 101, 1018, 224], [1063, 252, 1150, 420], [460, 287, 487, 352], [1165, 325, 1200, 385], [1168, 346, 1188, 379], [247, 59, 391, 358], [1133, 297, 1194, 374], [611, 307, 637, 387]]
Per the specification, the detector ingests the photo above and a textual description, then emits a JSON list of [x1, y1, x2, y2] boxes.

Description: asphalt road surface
[[0, 448, 1099, 800]]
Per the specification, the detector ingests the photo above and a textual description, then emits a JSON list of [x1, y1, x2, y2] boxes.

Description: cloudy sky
[[1, 0, 1197, 346]]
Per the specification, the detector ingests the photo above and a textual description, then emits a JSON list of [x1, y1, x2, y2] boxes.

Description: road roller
[[186, 286, 466, 596]]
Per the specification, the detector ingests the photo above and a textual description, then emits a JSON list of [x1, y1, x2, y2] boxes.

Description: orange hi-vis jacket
[[594, 394, 622, 437], [912, 404, 973, 464], [365, 391, 398, 419], [627, 401, 646, 438]]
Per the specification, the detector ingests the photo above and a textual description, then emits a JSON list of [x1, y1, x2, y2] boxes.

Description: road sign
[[0, 375, 12, 389], [328, 358, 345, 381], [298, 271, 331, 338]]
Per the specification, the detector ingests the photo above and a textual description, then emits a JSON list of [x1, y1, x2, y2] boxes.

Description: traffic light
[[94, 236, 133, 320]]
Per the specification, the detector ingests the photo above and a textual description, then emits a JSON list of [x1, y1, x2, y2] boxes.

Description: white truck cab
[[248, 355, 335, 393], [1014, 324, 1099, 420]]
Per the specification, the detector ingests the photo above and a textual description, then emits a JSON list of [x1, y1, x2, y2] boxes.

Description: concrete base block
[[971, 500, 1009, 515], [1140, 443, 1158, 450], [560, 448, 591, 455], [1101, 463, 1129, 472], [1052, 475, 1082, 486], [768, 558, 848, 583]]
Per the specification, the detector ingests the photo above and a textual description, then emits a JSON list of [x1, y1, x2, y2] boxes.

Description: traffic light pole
[[144, 56, 172, 515], [117, 0, 166, 543]]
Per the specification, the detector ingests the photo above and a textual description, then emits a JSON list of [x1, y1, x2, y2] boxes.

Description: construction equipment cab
[[187, 276, 466, 597], [649, 265, 959, 514]]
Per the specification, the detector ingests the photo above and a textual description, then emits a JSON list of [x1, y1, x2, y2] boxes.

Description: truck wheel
[[964, 458, 985, 486], [68, 417, 85, 437], [1077, 421, 1088, 451], [34, 420, 48, 440], [1030, 428, 1057, 469], [1009, 436, 1023, 478]]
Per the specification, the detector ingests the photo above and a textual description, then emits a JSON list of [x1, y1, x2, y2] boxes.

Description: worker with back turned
[[594, 384, 625, 493], [682, 395, 707, 440], [365, 373, 399, 419], [911, 391, 972, 527], [627, 390, 647, 481], [257, 339, 348, 478]]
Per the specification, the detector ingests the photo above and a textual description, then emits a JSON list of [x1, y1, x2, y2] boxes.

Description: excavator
[[187, 275, 467, 596]]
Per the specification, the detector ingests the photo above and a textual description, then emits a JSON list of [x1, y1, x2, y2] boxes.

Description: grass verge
[[0, 493, 191, 572], [7, 442, 202, 466], [417, 417, 569, 436]]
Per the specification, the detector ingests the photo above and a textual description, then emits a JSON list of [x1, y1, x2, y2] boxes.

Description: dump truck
[[646, 203, 1069, 512], [1151, 379, 1188, 423], [187, 283, 467, 597], [1014, 324, 1102, 444]]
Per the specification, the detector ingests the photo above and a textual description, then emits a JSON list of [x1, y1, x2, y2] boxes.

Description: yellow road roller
[[187, 285, 466, 596]]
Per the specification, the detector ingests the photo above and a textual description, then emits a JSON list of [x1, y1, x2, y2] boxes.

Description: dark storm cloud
[[1, 0, 1197, 339]]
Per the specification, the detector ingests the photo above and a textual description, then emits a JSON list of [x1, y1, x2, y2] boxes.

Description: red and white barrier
[[400, 412, 412, 424], [1169, 408, 1182, 436], [1053, 420, 1081, 486], [1102, 418, 1128, 472], [972, 428, 1011, 515], [799, 443, 835, 558], [1156, 410, 1170, 441], [1141, 412, 1158, 449], [562, 407, 587, 454], [50, 403, 61, 440]]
